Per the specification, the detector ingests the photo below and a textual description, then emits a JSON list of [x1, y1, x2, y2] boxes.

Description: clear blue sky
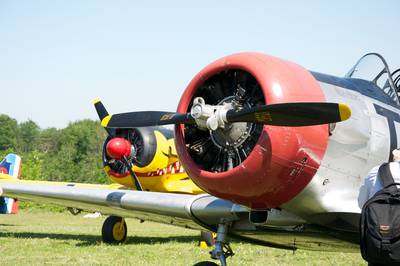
[[1, 0, 399, 128]]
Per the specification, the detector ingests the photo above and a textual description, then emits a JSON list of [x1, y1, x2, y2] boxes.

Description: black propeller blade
[[101, 102, 351, 128], [226, 102, 351, 127], [101, 111, 195, 128], [121, 156, 143, 191], [94, 98, 109, 121], [93, 99, 115, 136]]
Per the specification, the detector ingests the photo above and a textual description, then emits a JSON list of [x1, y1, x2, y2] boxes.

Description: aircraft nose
[[175, 52, 330, 209], [106, 137, 132, 160]]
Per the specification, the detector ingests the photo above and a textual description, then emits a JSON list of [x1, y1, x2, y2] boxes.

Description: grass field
[[0, 210, 365, 265]]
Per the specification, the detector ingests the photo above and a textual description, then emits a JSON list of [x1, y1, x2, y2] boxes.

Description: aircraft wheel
[[102, 216, 127, 244], [193, 261, 219, 266]]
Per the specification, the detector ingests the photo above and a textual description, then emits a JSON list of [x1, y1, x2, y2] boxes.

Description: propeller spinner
[[106, 137, 134, 160]]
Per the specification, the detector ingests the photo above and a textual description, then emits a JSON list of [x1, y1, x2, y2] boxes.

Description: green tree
[[0, 114, 18, 151], [20, 150, 44, 180], [18, 120, 40, 152], [37, 127, 60, 153], [41, 119, 108, 183], [0, 114, 109, 185]]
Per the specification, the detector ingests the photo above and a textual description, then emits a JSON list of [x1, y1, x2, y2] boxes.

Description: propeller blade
[[101, 111, 195, 128], [226, 102, 351, 126], [93, 98, 109, 121], [121, 156, 143, 191], [93, 99, 116, 136]]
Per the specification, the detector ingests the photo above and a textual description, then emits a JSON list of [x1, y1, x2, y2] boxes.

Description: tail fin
[[0, 154, 21, 214], [0, 154, 21, 179]]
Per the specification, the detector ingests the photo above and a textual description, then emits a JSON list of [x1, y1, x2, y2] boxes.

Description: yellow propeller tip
[[93, 98, 101, 104], [101, 115, 112, 127], [338, 103, 351, 121]]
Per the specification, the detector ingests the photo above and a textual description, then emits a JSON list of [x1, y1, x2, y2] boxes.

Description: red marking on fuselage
[[0, 167, 8, 174], [108, 161, 186, 178]]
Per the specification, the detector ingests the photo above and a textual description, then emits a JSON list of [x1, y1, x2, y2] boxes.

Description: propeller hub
[[210, 96, 253, 149], [190, 97, 232, 131], [106, 138, 132, 160]]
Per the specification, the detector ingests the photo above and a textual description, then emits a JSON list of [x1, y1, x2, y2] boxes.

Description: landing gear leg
[[194, 219, 234, 266], [210, 219, 234, 266], [194, 219, 235, 266], [210, 220, 234, 266]]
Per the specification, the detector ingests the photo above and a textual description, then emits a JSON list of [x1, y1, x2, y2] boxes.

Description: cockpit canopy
[[345, 53, 400, 105]]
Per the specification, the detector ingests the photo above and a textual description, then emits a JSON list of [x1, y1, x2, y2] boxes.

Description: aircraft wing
[[0, 178, 359, 252], [0, 178, 228, 230]]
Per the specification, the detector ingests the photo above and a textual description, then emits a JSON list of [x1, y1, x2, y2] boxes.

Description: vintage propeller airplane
[[1, 52, 400, 265]]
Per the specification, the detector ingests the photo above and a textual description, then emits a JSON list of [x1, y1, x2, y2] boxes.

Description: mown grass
[[0, 209, 366, 265]]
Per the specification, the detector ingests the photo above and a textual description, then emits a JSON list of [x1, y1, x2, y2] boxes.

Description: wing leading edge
[[0, 178, 243, 231]]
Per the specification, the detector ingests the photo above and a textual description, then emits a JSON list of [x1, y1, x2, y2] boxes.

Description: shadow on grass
[[0, 231, 199, 246], [0, 224, 18, 226]]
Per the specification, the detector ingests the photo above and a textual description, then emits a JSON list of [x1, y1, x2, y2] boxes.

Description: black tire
[[102, 216, 127, 244], [193, 261, 219, 266]]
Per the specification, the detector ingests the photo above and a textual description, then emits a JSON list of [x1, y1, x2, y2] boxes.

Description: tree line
[[0, 114, 110, 184]]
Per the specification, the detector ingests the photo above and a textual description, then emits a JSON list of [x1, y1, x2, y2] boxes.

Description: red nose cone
[[106, 138, 132, 160]]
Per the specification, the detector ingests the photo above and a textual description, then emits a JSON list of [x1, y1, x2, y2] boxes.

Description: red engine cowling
[[175, 53, 329, 209]]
